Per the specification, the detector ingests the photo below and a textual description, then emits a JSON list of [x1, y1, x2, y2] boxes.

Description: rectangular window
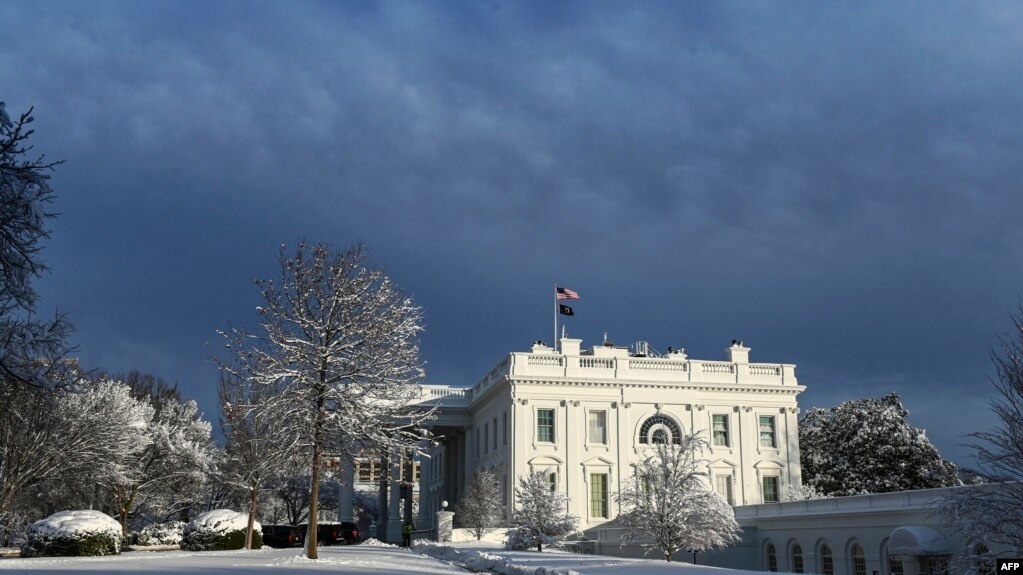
[[537, 409, 555, 442], [358, 461, 371, 483], [476, 429, 480, 458], [503, 411, 508, 445], [762, 476, 779, 503], [588, 411, 607, 444], [484, 424, 489, 454], [759, 415, 776, 448], [493, 417, 498, 450], [889, 557, 903, 575], [712, 414, 730, 447], [714, 474, 734, 505], [547, 472, 557, 492], [590, 473, 608, 518]]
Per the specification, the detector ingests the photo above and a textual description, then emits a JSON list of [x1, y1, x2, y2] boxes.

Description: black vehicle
[[299, 522, 361, 545], [260, 524, 304, 548]]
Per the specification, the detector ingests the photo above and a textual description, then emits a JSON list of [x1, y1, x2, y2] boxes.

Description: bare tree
[[940, 308, 1023, 563], [219, 371, 301, 548], [0, 103, 72, 388], [217, 242, 433, 558], [508, 471, 577, 552], [454, 469, 502, 541], [616, 435, 740, 562]]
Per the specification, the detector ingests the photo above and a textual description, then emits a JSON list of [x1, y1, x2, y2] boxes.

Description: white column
[[386, 454, 403, 542], [339, 458, 355, 522]]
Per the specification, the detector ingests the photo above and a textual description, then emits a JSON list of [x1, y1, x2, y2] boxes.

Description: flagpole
[[553, 282, 559, 352]]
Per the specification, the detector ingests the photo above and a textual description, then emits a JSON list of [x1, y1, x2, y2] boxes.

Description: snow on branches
[[216, 242, 434, 557], [616, 434, 740, 562], [940, 308, 1023, 562], [507, 471, 577, 552], [454, 469, 502, 541], [799, 393, 960, 496]]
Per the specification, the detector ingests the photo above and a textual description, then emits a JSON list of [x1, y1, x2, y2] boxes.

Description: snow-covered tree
[[217, 242, 433, 558], [0, 378, 152, 539], [940, 308, 1023, 562], [454, 469, 502, 541], [617, 435, 740, 562], [508, 471, 577, 552], [106, 391, 215, 534], [0, 103, 72, 388], [783, 483, 827, 502], [799, 393, 960, 496], [219, 371, 301, 549]]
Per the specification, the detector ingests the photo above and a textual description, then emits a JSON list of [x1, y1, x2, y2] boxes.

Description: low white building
[[414, 336, 804, 530]]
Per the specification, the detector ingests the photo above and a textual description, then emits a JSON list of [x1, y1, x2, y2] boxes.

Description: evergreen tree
[[453, 470, 502, 541], [507, 471, 576, 552], [800, 393, 960, 496]]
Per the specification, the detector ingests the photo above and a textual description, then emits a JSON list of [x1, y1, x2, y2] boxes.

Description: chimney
[[727, 340, 750, 364], [560, 337, 582, 356]]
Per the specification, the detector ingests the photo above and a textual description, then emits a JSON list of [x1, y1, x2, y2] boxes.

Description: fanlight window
[[639, 415, 682, 445]]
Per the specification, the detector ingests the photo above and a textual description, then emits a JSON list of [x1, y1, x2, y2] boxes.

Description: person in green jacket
[[402, 521, 414, 547]]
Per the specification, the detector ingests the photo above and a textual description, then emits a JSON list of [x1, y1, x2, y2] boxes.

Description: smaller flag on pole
[[559, 304, 575, 316], [556, 287, 580, 300]]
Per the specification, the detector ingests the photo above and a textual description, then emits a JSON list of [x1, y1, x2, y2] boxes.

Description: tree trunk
[[665, 551, 671, 562], [246, 488, 258, 549], [307, 382, 325, 559], [537, 541, 542, 552]]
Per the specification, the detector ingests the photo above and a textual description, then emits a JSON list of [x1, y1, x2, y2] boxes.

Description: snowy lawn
[[414, 540, 788, 575], [0, 542, 466, 574], [0, 539, 788, 575]]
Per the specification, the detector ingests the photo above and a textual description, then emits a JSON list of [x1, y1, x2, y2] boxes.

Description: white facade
[[416, 337, 804, 529]]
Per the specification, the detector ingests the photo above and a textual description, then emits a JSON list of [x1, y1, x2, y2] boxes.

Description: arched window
[[791, 544, 804, 574], [639, 415, 682, 444], [766, 543, 778, 572], [852, 544, 866, 575], [820, 543, 834, 575]]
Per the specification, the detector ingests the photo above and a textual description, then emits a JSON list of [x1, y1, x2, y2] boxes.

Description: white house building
[[412, 336, 804, 532], [337, 335, 1000, 575]]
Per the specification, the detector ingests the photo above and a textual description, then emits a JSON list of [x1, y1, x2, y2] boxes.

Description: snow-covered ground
[[414, 540, 780, 575], [0, 539, 779, 575], [0, 542, 464, 574]]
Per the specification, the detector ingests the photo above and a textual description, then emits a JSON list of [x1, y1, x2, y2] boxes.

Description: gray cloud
[[3, 1, 1021, 462]]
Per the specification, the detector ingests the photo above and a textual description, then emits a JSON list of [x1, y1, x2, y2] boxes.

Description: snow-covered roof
[[887, 526, 950, 556]]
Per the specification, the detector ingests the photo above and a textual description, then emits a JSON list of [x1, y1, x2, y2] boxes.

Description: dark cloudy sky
[[4, 1, 1021, 464]]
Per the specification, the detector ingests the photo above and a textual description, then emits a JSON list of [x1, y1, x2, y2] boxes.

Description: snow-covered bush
[[180, 510, 261, 551], [20, 510, 122, 557], [136, 521, 186, 546]]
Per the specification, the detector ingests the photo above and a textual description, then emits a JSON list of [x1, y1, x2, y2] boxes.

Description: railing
[[701, 362, 735, 374], [629, 359, 687, 372], [580, 357, 614, 369], [526, 355, 564, 367], [750, 365, 781, 376], [419, 386, 472, 405]]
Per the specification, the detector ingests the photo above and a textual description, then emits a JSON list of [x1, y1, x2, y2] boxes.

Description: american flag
[[556, 287, 580, 300]]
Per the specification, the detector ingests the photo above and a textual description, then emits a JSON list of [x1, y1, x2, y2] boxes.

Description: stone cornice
[[509, 377, 805, 396]]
